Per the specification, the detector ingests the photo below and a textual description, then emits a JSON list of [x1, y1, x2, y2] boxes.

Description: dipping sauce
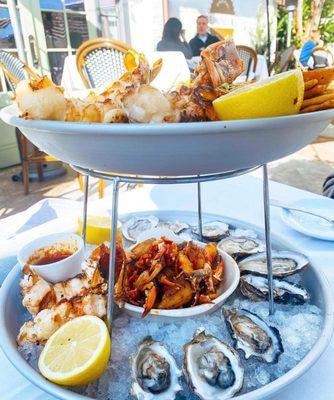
[[26, 242, 77, 266], [32, 250, 73, 265]]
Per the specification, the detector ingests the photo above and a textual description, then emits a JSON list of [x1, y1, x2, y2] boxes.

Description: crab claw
[[158, 275, 181, 288], [213, 258, 224, 282], [142, 283, 157, 318]]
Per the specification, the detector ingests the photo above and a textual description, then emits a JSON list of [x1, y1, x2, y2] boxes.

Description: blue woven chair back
[[0, 51, 28, 89]]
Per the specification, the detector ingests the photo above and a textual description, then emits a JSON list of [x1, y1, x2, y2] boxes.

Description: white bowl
[[1, 105, 333, 176], [122, 228, 240, 320], [17, 232, 84, 283]]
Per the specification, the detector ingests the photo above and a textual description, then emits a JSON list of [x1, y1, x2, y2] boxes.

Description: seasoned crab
[[192, 39, 244, 88], [114, 237, 224, 317]]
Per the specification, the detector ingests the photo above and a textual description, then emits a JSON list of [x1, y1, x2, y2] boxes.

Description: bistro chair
[[76, 38, 132, 197], [76, 38, 131, 89], [311, 47, 333, 69], [0, 51, 85, 195], [270, 47, 296, 74], [236, 45, 257, 81]]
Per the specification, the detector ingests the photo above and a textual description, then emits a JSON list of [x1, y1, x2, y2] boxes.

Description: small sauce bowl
[[18, 232, 84, 283]]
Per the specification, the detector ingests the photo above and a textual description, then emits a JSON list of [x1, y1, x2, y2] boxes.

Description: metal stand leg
[[263, 164, 274, 315], [107, 178, 120, 334], [82, 175, 89, 247], [197, 181, 203, 241]]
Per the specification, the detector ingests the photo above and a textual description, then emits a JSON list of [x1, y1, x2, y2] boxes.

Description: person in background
[[157, 17, 192, 59], [189, 15, 220, 57], [299, 29, 323, 67]]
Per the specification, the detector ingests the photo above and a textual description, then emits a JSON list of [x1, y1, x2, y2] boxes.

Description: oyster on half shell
[[218, 236, 265, 261], [238, 251, 309, 277], [158, 220, 189, 234], [192, 221, 229, 242], [223, 308, 283, 363], [131, 336, 181, 400], [240, 274, 310, 304], [183, 330, 244, 400], [122, 216, 159, 243]]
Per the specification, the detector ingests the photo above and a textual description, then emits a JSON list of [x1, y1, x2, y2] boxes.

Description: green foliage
[[252, 2, 275, 55], [276, 6, 289, 51], [276, 0, 334, 51], [317, 0, 334, 44]]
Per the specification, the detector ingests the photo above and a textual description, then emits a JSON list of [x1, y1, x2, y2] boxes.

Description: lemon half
[[213, 69, 304, 120], [38, 316, 110, 386], [77, 215, 122, 245]]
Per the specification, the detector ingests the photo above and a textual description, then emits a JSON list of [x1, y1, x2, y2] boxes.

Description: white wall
[[125, 0, 164, 54]]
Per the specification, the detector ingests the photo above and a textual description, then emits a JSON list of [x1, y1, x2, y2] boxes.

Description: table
[[187, 54, 268, 81], [61, 51, 190, 96], [0, 175, 333, 399]]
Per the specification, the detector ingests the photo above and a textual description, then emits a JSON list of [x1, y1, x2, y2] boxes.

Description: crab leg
[[142, 283, 157, 317], [158, 275, 181, 287]]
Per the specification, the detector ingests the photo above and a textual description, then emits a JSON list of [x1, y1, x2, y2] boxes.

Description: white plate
[[1, 212, 333, 400], [122, 227, 240, 320], [1, 105, 333, 176], [281, 198, 334, 241]]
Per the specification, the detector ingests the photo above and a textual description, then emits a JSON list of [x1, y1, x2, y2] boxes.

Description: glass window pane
[[48, 51, 67, 84], [65, 0, 85, 11], [67, 13, 88, 48], [42, 11, 67, 48], [39, 0, 63, 10], [0, 8, 16, 48]]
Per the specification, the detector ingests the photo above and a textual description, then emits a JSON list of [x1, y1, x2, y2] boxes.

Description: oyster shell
[[218, 236, 265, 260], [158, 221, 189, 234], [192, 221, 229, 241], [223, 308, 283, 363], [238, 251, 309, 277], [131, 336, 181, 399], [240, 274, 310, 304], [183, 330, 244, 400], [122, 216, 159, 243]]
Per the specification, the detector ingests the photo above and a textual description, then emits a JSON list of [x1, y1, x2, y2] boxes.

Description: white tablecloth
[[61, 51, 190, 96], [187, 54, 268, 82], [234, 54, 269, 83], [0, 175, 333, 399]]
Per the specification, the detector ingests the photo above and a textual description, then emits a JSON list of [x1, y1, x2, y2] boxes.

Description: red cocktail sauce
[[32, 250, 73, 265]]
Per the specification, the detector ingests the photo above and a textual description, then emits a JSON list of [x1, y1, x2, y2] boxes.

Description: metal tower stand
[[72, 164, 275, 337]]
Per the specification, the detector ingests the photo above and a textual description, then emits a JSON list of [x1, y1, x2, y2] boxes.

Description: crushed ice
[[19, 295, 323, 399], [17, 221, 323, 399]]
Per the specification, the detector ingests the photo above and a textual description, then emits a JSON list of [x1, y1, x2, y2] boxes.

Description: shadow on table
[[268, 158, 333, 195]]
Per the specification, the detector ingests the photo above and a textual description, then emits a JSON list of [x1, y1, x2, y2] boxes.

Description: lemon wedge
[[38, 316, 110, 386], [77, 215, 122, 245], [213, 69, 304, 120]]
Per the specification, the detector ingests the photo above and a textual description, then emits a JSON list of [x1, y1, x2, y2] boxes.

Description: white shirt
[[198, 33, 208, 43]]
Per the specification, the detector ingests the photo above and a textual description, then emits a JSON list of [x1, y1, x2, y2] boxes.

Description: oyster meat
[[192, 221, 229, 241], [238, 251, 309, 277], [218, 236, 265, 260], [122, 216, 159, 243], [131, 336, 181, 399], [223, 308, 283, 363], [240, 274, 310, 304], [158, 220, 189, 234], [183, 330, 244, 400]]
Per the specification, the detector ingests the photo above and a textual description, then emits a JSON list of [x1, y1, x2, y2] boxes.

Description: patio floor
[[1, 137, 334, 219]]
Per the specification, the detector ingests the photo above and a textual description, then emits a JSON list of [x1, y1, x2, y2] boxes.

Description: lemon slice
[[213, 70, 304, 120], [77, 215, 122, 245], [38, 316, 110, 386]]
